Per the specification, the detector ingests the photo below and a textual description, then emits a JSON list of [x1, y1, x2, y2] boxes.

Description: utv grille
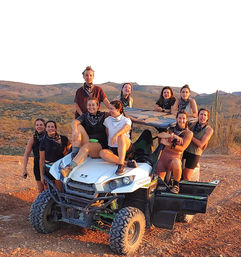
[[66, 179, 96, 198]]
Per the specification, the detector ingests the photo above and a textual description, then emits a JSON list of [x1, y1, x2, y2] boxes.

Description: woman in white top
[[100, 100, 137, 175], [172, 84, 198, 117]]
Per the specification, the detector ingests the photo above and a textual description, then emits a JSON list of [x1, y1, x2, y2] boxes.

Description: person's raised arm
[[190, 99, 198, 117], [103, 97, 110, 109], [192, 127, 213, 149], [75, 103, 83, 116], [22, 137, 34, 178], [173, 131, 193, 152]]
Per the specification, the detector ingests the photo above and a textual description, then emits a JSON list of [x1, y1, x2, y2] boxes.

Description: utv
[[29, 108, 219, 255]]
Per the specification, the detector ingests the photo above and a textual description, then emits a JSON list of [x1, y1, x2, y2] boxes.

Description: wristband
[[89, 139, 98, 143]]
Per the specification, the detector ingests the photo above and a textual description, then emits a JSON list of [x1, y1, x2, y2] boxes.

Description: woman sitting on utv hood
[[61, 97, 109, 177], [155, 111, 193, 194], [100, 100, 137, 176]]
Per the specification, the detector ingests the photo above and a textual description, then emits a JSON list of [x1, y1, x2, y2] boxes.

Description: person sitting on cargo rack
[[155, 111, 193, 194], [99, 100, 137, 176], [115, 82, 133, 108], [61, 97, 109, 177], [182, 108, 213, 181], [172, 84, 198, 117], [154, 86, 176, 113]]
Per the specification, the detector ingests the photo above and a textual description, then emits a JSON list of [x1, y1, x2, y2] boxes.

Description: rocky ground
[[0, 154, 240, 257]]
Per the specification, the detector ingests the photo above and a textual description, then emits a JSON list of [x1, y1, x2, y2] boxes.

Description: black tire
[[109, 207, 145, 255], [29, 190, 61, 233]]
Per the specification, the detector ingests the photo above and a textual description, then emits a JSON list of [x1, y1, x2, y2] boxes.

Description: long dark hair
[[121, 83, 132, 98], [34, 118, 45, 126], [180, 84, 191, 93], [110, 100, 125, 115], [157, 86, 175, 105], [46, 120, 57, 130]]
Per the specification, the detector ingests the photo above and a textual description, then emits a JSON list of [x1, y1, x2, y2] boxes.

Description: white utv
[[30, 109, 219, 255]]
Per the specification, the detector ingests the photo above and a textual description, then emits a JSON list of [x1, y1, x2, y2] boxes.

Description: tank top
[[186, 124, 211, 155]]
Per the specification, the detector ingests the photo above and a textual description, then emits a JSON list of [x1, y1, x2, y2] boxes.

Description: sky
[[0, 0, 240, 94]]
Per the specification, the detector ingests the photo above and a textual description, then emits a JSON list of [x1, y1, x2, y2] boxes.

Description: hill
[[0, 80, 241, 155]]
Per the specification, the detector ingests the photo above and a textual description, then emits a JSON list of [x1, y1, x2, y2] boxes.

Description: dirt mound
[[0, 154, 240, 256]]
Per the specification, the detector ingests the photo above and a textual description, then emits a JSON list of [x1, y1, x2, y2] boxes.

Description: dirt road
[[0, 154, 240, 257]]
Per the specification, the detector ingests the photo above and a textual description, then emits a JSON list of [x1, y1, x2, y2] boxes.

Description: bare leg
[[55, 180, 62, 192], [73, 143, 102, 165], [158, 172, 166, 181], [99, 149, 120, 164], [183, 168, 194, 181], [71, 120, 89, 147], [171, 158, 182, 182], [117, 135, 131, 165]]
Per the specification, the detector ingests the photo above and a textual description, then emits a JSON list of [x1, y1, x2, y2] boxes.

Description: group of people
[[23, 66, 213, 194]]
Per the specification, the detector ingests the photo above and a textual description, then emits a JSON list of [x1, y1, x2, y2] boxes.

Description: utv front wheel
[[109, 207, 145, 255], [29, 190, 61, 233]]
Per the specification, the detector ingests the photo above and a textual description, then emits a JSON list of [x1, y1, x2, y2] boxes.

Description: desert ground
[[0, 154, 240, 257]]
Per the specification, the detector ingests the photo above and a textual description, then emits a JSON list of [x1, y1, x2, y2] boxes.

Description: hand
[[110, 134, 118, 146], [154, 106, 162, 112], [22, 170, 28, 179]]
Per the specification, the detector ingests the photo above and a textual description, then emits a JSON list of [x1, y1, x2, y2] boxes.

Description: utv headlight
[[103, 176, 135, 192]]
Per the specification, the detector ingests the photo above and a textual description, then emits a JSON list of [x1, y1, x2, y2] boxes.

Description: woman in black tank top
[[22, 118, 46, 193]]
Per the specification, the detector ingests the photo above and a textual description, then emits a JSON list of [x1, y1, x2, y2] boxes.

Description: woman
[[22, 118, 46, 193], [183, 108, 213, 181], [99, 100, 137, 176], [116, 83, 133, 108], [154, 86, 176, 113], [172, 84, 198, 117], [155, 111, 193, 194], [61, 97, 108, 177], [39, 120, 71, 191]]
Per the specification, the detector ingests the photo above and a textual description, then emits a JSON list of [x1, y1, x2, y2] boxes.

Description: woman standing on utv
[[100, 100, 137, 175], [154, 86, 176, 113], [183, 108, 213, 181], [61, 97, 108, 177], [22, 118, 46, 193], [39, 120, 71, 191], [155, 111, 193, 194], [116, 83, 133, 108], [172, 84, 198, 117]]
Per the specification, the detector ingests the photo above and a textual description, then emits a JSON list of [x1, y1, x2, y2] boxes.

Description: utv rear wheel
[[29, 190, 61, 233], [109, 207, 145, 255]]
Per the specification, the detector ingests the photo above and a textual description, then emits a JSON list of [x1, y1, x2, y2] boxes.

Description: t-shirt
[[39, 135, 70, 163], [77, 111, 108, 147], [103, 114, 132, 147], [74, 85, 107, 118]]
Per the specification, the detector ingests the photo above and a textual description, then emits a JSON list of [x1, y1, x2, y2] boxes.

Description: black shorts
[[182, 151, 200, 169], [33, 158, 41, 181], [108, 144, 134, 159]]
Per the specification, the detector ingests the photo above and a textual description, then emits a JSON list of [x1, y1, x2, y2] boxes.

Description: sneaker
[[127, 160, 138, 168], [170, 184, 180, 194], [115, 164, 126, 176], [61, 165, 73, 178]]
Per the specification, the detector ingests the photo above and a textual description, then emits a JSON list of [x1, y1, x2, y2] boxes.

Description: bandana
[[193, 122, 207, 134], [46, 133, 61, 144], [85, 111, 105, 126], [178, 98, 190, 112], [34, 131, 46, 142], [162, 98, 175, 109], [120, 95, 130, 108], [172, 125, 186, 137], [83, 83, 94, 96]]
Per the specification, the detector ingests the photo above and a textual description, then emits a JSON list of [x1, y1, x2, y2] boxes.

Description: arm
[[75, 103, 83, 116], [154, 104, 163, 112], [39, 151, 45, 184], [173, 131, 193, 152], [129, 96, 133, 108], [192, 127, 213, 149], [171, 98, 179, 115], [103, 97, 110, 109], [22, 137, 34, 177], [110, 124, 131, 145], [190, 98, 198, 118]]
